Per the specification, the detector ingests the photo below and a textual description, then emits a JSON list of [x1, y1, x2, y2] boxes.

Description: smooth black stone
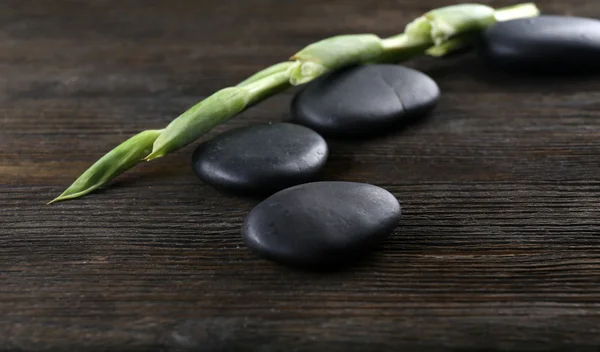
[[192, 123, 328, 195], [477, 16, 600, 73], [242, 182, 402, 269], [290, 64, 440, 137]]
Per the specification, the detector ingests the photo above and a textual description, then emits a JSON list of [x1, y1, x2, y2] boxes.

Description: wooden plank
[[1, 0, 600, 350]]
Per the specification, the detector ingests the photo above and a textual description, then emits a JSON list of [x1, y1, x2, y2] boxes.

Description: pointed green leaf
[[49, 129, 163, 204]]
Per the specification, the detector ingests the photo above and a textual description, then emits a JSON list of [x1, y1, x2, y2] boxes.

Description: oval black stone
[[290, 64, 440, 137], [192, 123, 328, 195], [477, 16, 600, 73], [242, 181, 402, 269]]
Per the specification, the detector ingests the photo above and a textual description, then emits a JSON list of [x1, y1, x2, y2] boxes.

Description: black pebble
[[192, 123, 328, 195], [477, 16, 600, 73], [242, 181, 402, 269], [291, 64, 440, 137]]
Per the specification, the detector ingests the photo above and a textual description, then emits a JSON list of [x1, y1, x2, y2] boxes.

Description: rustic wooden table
[[2, 0, 600, 351]]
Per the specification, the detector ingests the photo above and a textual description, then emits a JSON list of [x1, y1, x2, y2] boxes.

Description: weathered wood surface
[[1, 0, 600, 351]]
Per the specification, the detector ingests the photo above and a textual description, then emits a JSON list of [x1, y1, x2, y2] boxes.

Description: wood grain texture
[[2, 0, 600, 351]]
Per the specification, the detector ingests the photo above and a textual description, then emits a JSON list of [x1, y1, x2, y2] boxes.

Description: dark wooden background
[[2, 0, 600, 351]]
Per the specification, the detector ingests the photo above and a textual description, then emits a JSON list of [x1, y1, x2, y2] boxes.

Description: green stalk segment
[[51, 3, 540, 203], [145, 68, 294, 162], [425, 32, 480, 57], [237, 62, 295, 87], [494, 2, 540, 21], [145, 87, 250, 161], [413, 4, 497, 45], [288, 34, 385, 85]]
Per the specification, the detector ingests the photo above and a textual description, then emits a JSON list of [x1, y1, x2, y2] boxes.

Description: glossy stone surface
[[291, 64, 440, 137], [477, 16, 600, 73], [242, 181, 402, 269], [192, 123, 328, 195]]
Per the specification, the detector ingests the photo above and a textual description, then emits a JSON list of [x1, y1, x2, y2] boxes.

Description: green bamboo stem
[[494, 2, 540, 21], [50, 2, 540, 204], [145, 69, 293, 161]]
